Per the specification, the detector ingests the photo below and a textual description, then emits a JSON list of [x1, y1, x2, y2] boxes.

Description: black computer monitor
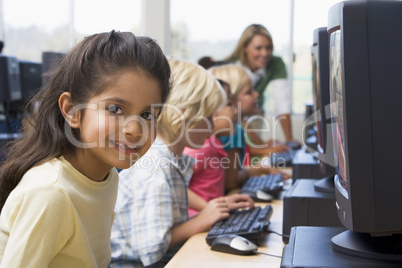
[[0, 55, 21, 102], [311, 27, 336, 193], [19, 60, 42, 102], [328, 0, 402, 260]]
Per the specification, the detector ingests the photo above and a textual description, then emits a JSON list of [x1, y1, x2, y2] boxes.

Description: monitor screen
[[312, 31, 324, 155], [329, 30, 347, 191], [328, 0, 402, 260], [310, 27, 337, 193], [311, 27, 336, 173]]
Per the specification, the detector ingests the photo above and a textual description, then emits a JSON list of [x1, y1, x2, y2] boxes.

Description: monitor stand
[[313, 176, 334, 194], [332, 230, 402, 261], [281, 226, 402, 267]]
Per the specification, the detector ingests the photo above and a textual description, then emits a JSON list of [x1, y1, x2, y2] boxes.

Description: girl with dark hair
[[0, 30, 171, 267]]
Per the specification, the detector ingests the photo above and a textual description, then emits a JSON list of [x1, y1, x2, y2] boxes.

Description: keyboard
[[240, 173, 284, 202], [270, 150, 294, 167], [285, 140, 301, 150], [206, 205, 273, 245]]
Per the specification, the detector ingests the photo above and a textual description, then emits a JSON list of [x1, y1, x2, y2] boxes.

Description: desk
[[165, 199, 285, 268]]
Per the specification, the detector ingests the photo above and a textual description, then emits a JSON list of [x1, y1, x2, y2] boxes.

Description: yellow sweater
[[0, 157, 119, 267]]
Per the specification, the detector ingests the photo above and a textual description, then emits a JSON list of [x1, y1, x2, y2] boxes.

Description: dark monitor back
[[328, 0, 402, 235], [19, 60, 42, 102], [0, 55, 21, 102]]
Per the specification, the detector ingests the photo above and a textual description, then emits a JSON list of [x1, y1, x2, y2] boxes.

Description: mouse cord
[[253, 251, 282, 258], [268, 230, 290, 239]]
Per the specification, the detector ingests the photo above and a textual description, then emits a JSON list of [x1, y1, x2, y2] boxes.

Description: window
[[292, 0, 342, 114], [1, 0, 140, 62], [2, 0, 71, 62], [170, 0, 291, 64], [170, 0, 342, 114]]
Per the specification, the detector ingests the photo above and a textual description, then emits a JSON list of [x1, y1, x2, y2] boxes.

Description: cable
[[268, 230, 290, 239], [253, 251, 282, 258]]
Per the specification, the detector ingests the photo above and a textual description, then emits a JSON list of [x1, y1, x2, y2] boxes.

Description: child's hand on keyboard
[[197, 197, 230, 230], [225, 194, 255, 211], [269, 168, 291, 180], [250, 165, 291, 180]]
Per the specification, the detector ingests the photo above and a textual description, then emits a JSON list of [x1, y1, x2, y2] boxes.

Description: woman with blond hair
[[226, 24, 299, 147]]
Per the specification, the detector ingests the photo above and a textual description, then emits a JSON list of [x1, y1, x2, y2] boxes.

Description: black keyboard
[[240, 173, 284, 202], [206, 205, 273, 245], [285, 141, 301, 150], [270, 150, 294, 167]]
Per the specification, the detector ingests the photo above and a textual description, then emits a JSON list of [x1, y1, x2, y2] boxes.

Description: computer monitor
[[328, 0, 402, 260], [0, 55, 21, 102], [311, 27, 336, 193], [19, 60, 42, 102]]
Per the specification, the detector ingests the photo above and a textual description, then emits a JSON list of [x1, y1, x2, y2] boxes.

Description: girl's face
[[76, 70, 161, 178], [213, 84, 238, 137], [236, 77, 259, 117], [244, 34, 273, 71]]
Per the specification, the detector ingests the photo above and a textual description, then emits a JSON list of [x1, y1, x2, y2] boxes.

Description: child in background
[[184, 79, 254, 217], [110, 60, 253, 267], [209, 64, 290, 190], [0, 31, 171, 267]]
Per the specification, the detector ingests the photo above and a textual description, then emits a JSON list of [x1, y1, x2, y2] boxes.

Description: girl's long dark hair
[[0, 31, 171, 210]]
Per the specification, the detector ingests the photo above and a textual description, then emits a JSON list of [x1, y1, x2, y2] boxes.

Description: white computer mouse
[[256, 190, 274, 201], [210, 234, 258, 255]]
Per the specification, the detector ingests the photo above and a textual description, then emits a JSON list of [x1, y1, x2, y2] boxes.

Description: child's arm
[[169, 197, 229, 249], [225, 148, 250, 190], [279, 113, 293, 142], [187, 189, 207, 212], [247, 165, 291, 180], [243, 120, 289, 155], [248, 144, 289, 156]]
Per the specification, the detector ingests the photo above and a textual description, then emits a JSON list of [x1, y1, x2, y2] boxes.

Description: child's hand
[[269, 167, 291, 180], [197, 197, 230, 231], [270, 144, 289, 153], [252, 165, 291, 180], [225, 194, 255, 211]]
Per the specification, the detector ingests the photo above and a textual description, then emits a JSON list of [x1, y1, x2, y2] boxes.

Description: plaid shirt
[[109, 138, 195, 267]]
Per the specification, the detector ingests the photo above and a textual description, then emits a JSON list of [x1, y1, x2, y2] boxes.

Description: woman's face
[[244, 34, 273, 71]]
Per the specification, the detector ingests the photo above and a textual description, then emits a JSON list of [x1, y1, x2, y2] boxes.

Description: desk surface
[[165, 199, 285, 268]]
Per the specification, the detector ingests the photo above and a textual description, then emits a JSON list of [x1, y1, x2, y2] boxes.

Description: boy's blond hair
[[208, 64, 249, 100], [158, 59, 225, 144]]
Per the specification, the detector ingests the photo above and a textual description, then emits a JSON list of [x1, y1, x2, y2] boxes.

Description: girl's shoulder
[[4, 158, 73, 214], [20, 157, 63, 186]]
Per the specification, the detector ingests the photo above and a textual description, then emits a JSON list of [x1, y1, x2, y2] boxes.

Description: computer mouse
[[240, 190, 274, 202], [256, 190, 274, 201], [210, 234, 258, 255]]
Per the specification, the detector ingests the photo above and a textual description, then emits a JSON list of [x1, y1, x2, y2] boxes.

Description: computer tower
[[281, 226, 401, 267], [0, 55, 22, 102], [282, 179, 343, 243], [19, 61, 42, 101], [291, 149, 325, 181]]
